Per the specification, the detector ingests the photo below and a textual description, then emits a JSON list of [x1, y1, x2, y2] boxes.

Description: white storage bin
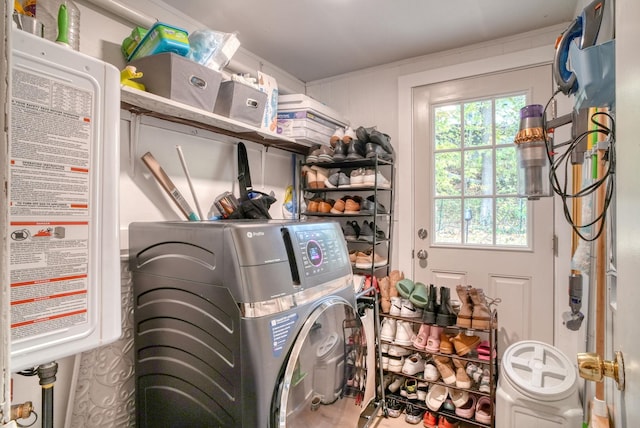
[[496, 340, 583, 428], [278, 94, 349, 128], [278, 94, 349, 146]]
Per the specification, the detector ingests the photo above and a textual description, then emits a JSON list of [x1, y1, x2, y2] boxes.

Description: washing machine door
[[272, 296, 371, 428]]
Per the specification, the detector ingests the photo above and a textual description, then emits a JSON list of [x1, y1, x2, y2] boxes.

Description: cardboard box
[[214, 81, 268, 127], [129, 53, 222, 111]]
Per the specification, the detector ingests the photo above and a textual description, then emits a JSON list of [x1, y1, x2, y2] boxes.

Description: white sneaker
[[363, 169, 391, 188], [394, 320, 416, 346], [404, 378, 418, 400], [417, 381, 429, 401], [479, 373, 491, 393], [378, 373, 394, 395], [350, 168, 367, 187], [380, 317, 396, 342], [388, 375, 404, 393], [387, 376, 404, 392], [387, 355, 404, 373], [424, 362, 440, 382], [388, 345, 411, 357], [381, 354, 389, 370], [400, 298, 423, 318], [344, 126, 357, 141], [402, 353, 425, 376], [389, 296, 402, 316]]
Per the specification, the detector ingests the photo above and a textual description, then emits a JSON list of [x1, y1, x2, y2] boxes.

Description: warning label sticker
[[9, 68, 94, 342], [9, 221, 90, 341]]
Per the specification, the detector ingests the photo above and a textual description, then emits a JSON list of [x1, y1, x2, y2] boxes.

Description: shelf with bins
[[120, 86, 308, 154], [379, 312, 497, 427]]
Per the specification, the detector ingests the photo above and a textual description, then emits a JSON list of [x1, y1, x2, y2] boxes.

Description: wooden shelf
[[120, 86, 309, 154]]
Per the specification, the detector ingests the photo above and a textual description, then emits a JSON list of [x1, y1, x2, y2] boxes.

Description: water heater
[[8, 28, 121, 370]]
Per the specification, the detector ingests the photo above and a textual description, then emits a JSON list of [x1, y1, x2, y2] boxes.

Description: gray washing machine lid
[[501, 340, 578, 401]]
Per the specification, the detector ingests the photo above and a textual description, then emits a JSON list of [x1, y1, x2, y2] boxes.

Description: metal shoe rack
[[298, 154, 395, 427], [378, 310, 499, 427], [298, 154, 395, 279]]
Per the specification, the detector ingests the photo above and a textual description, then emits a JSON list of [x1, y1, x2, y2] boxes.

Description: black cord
[[542, 94, 615, 242], [17, 367, 38, 377]]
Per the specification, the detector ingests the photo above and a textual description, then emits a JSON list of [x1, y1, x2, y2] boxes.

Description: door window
[[432, 94, 528, 247]]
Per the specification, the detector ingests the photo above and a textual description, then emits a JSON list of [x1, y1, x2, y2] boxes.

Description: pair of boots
[[423, 285, 456, 327], [379, 270, 404, 313], [455, 286, 498, 330]]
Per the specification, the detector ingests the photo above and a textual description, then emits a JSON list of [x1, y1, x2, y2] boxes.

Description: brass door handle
[[577, 351, 625, 391]]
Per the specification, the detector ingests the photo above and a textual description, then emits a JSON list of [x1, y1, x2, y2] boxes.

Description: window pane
[[434, 152, 462, 196], [464, 149, 493, 196], [496, 197, 528, 246], [464, 100, 492, 147], [434, 199, 461, 243], [434, 105, 461, 150], [496, 95, 526, 145], [496, 146, 518, 194], [464, 198, 493, 244]]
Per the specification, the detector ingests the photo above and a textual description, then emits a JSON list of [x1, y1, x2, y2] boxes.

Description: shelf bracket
[[129, 111, 142, 176]]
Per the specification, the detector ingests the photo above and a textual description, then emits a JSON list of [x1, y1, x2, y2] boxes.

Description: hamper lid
[[316, 332, 339, 358], [501, 340, 578, 401]]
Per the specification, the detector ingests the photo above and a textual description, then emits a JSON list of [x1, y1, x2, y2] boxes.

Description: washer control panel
[[295, 227, 346, 278]]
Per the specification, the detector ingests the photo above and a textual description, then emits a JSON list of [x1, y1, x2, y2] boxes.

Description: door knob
[[417, 249, 428, 260], [577, 351, 625, 391]]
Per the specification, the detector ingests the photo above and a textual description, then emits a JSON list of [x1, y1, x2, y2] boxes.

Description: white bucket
[[496, 340, 583, 427]]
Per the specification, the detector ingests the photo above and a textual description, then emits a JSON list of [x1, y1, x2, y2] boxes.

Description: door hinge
[[411, 249, 415, 259], [553, 234, 558, 257]]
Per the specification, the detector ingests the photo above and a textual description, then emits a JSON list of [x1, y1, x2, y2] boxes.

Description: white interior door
[[610, 0, 639, 423], [411, 65, 554, 354]]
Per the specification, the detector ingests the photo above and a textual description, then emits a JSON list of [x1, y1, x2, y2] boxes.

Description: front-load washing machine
[[129, 220, 366, 427]]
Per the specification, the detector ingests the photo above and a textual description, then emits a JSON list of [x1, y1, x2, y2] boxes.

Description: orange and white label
[[9, 221, 90, 340]]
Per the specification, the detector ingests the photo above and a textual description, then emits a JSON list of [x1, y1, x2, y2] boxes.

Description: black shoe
[[365, 142, 394, 162], [356, 126, 376, 144], [348, 220, 361, 239], [345, 139, 365, 160], [361, 195, 388, 214], [333, 139, 347, 161], [386, 397, 404, 418], [369, 130, 395, 156], [436, 286, 456, 326], [423, 284, 439, 325]]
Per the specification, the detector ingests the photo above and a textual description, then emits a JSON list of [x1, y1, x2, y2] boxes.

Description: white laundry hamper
[[496, 340, 583, 428]]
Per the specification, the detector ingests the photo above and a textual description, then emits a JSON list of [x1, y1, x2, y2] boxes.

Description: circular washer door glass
[[272, 298, 368, 427]]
